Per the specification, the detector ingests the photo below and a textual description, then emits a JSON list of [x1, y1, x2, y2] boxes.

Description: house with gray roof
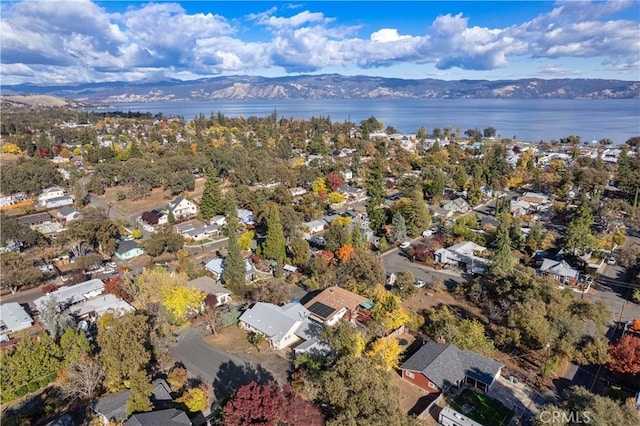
[[238, 302, 320, 350], [115, 240, 145, 260], [124, 408, 191, 426], [399, 341, 503, 394], [92, 378, 173, 424], [0, 302, 33, 335], [186, 276, 231, 306], [34, 279, 105, 311], [538, 258, 579, 283]]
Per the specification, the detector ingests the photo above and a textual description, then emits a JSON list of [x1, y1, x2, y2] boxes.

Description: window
[[405, 371, 415, 379], [428, 381, 437, 389]]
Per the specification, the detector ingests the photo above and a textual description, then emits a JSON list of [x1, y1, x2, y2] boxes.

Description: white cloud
[[370, 29, 411, 43]]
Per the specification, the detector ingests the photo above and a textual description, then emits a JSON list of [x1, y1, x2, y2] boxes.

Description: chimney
[[436, 336, 446, 344]]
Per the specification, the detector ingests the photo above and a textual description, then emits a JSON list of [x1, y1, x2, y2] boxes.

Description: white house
[[204, 257, 254, 282], [0, 302, 33, 334], [34, 279, 105, 311], [519, 192, 551, 210], [56, 206, 82, 222], [238, 302, 316, 350], [538, 258, 580, 283], [435, 241, 490, 274], [38, 187, 66, 206], [237, 208, 254, 225], [68, 294, 135, 320], [166, 196, 198, 220], [176, 222, 220, 241], [43, 195, 74, 209], [302, 219, 326, 235], [209, 215, 227, 227]]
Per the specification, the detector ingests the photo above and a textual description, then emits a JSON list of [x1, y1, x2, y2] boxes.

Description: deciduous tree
[[367, 336, 402, 371], [608, 335, 640, 375]]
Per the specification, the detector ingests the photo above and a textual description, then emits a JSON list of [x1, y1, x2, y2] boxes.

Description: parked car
[[421, 230, 433, 238], [414, 279, 427, 288], [399, 242, 411, 250], [607, 257, 616, 265]]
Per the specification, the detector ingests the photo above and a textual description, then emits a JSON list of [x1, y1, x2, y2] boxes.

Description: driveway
[[487, 375, 549, 425], [382, 248, 468, 290], [169, 327, 278, 409]]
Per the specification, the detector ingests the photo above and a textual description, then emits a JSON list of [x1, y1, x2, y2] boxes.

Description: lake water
[[99, 98, 639, 144]]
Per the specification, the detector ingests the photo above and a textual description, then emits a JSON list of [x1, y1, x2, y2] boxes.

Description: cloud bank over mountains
[[1, 0, 638, 84]]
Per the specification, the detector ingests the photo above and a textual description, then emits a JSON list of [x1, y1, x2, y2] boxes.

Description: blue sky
[[1, 1, 638, 84]]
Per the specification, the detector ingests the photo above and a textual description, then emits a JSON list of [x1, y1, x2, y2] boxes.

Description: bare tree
[[59, 356, 105, 401], [202, 294, 219, 336], [38, 295, 74, 339]]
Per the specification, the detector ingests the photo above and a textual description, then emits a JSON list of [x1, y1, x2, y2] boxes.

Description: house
[[204, 257, 254, 282], [538, 258, 580, 283], [92, 379, 173, 425], [519, 192, 550, 210], [17, 212, 53, 228], [56, 206, 82, 222], [339, 184, 367, 201], [0, 302, 33, 334], [509, 200, 531, 217], [43, 195, 74, 209], [125, 409, 191, 426], [237, 208, 254, 225], [429, 205, 454, 220], [441, 197, 470, 214], [186, 276, 231, 306], [68, 294, 135, 320], [399, 341, 503, 394], [38, 187, 65, 206], [115, 240, 145, 260], [176, 222, 220, 241], [303, 286, 371, 326], [34, 279, 105, 311], [435, 241, 490, 274], [209, 215, 227, 227], [302, 219, 326, 235], [238, 302, 315, 349], [166, 196, 198, 220], [290, 187, 308, 198]]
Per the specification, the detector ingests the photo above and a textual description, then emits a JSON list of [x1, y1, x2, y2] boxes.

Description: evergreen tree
[[351, 224, 365, 250], [261, 205, 287, 262], [390, 212, 407, 243], [126, 370, 153, 416], [564, 199, 597, 255], [366, 157, 386, 234], [200, 167, 225, 220], [404, 190, 431, 236], [128, 141, 143, 159], [489, 212, 516, 277], [222, 215, 247, 294]]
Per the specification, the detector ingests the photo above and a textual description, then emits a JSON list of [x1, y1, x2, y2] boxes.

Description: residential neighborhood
[[1, 105, 639, 426]]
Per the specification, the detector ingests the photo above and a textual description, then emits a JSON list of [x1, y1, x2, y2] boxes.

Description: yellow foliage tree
[[238, 231, 255, 251], [178, 387, 208, 413], [136, 268, 188, 308], [1, 143, 22, 154], [312, 177, 328, 196], [332, 216, 352, 227], [162, 286, 205, 322], [336, 244, 355, 263], [369, 284, 410, 333], [327, 191, 346, 204], [367, 336, 402, 371]]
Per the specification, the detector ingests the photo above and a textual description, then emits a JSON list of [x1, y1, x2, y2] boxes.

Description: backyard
[[448, 388, 513, 426]]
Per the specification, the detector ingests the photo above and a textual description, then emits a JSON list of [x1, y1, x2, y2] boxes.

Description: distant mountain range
[[2, 74, 638, 103]]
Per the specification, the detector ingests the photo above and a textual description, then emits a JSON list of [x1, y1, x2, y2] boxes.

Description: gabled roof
[[57, 206, 79, 217], [303, 286, 369, 321], [186, 276, 229, 295], [93, 379, 172, 422], [34, 279, 105, 311], [539, 258, 579, 279], [0, 302, 33, 332], [446, 241, 486, 256], [239, 302, 310, 342], [400, 341, 503, 391], [116, 239, 142, 255], [124, 409, 191, 426]]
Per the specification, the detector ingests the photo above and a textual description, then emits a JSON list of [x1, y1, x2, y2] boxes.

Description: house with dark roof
[[124, 408, 191, 426], [92, 379, 173, 424], [186, 276, 231, 306], [56, 206, 83, 222], [303, 286, 371, 326], [399, 341, 503, 394], [115, 240, 145, 260]]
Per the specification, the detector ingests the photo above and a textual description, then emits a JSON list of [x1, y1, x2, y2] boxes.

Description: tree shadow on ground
[[212, 360, 274, 405]]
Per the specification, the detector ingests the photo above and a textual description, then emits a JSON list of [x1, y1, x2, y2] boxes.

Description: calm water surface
[[100, 99, 640, 144]]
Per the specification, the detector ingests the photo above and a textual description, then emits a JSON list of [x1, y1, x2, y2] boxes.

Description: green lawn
[[449, 388, 514, 426]]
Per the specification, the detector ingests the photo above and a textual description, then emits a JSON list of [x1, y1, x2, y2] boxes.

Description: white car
[[422, 230, 433, 238], [399, 242, 411, 250], [607, 257, 616, 265], [414, 279, 427, 288], [143, 224, 155, 232]]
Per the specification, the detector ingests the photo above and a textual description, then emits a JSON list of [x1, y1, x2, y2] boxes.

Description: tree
[[167, 366, 189, 392], [608, 335, 640, 375], [126, 370, 153, 416], [262, 205, 287, 263], [98, 313, 151, 391], [327, 172, 344, 192], [366, 156, 386, 234], [223, 381, 324, 426], [289, 238, 311, 266], [162, 286, 206, 323], [59, 327, 91, 366], [367, 336, 402, 371], [178, 387, 208, 413], [489, 212, 516, 278], [202, 294, 220, 336], [336, 244, 355, 264], [0, 252, 45, 293], [404, 189, 431, 236], [321, 321, 365, 358], [38, 295, 74, 340], [248, 332, 267, 352], [59, 355, 105, 401], [222, 216, 247, 295], [390, 212, 407, 243], [237, 230, 255, 250], [325, 220, 352, 253], [564, 199, 597, 255], [336, 249, 386, 294], [200, 167, 225, 220]]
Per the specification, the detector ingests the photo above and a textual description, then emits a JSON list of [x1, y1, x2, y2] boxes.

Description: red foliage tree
[[608, 334, 640, 375], [103, 276, 131, 301], [223, 381, 324, 426], [326, 172, 344, 192]]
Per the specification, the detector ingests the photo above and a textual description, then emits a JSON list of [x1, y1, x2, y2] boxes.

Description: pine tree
[[351, 224, 365, 250], [200, 167, 225, 220], [390, 212, 407, 243], [489, 212, 516, 277], [222, 215, 246, 294], [126, 370, 153, 416], [129, 141, 143, 159], [261, 205, 286, 263], [366, 156, 386, 234], [404, 189, 431, 236]]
